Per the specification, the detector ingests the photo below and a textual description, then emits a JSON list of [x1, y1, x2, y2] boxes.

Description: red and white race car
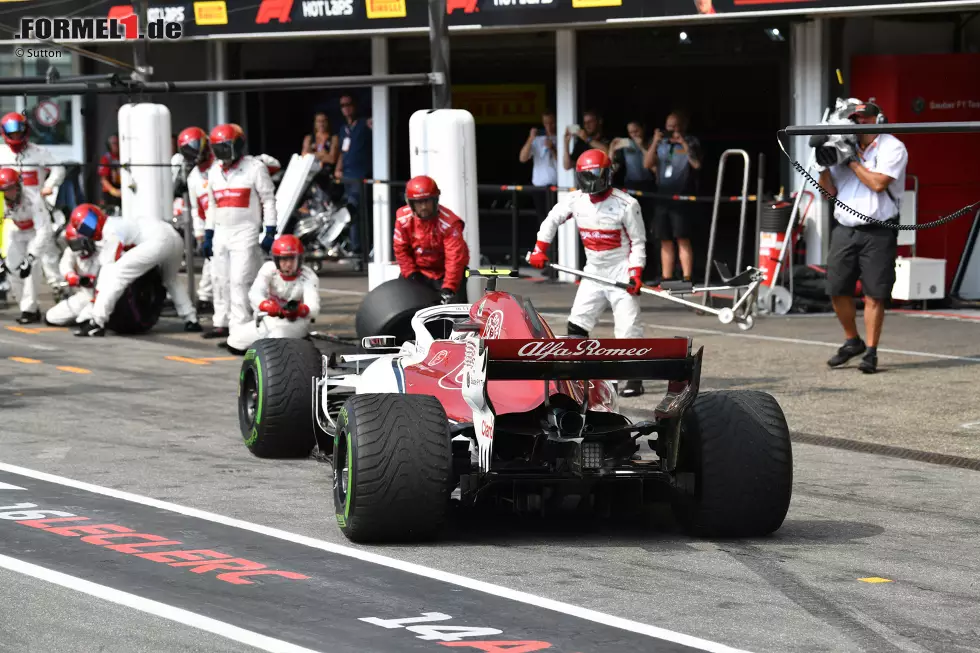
[[236, 270, 794, 544]]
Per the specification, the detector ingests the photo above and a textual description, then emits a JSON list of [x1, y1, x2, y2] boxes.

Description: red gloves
[[626, 267, 643, 295], [258, 299, 281, 317], [528, 240, 551, 269], [65, 272, 80, 287], [296, 304, 310, 318]]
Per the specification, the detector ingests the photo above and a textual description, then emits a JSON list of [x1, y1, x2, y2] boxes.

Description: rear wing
[[483, 337, 701, 381]]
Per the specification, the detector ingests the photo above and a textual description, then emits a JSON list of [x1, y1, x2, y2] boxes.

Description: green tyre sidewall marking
[[334, 406, 353, 530], [242, 350, 262, 448]]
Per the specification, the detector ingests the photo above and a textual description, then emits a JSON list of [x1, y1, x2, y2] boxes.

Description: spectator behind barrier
[[98, 134, 121, 214], [817, 100, 908, 375], [334, 94, 373, 256], [302, 111, 340, 177], [643, 110, 702, 283], [610, 121, 656, 270], [518, 109, 558, 224], [563, 109, 609, 173]]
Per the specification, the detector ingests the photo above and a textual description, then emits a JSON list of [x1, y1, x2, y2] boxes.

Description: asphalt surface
[[1, 272, 979, 653]]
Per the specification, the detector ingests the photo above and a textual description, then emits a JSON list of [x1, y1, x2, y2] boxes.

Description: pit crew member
[[1, 167, 55, 324], [202, 123, 277, 339], [45, 223, 101, 326], [224, 235, 319, 354], [176, 126, 215, 310], [393, 175, 469, 304], [0, 112, 64, 289], [69, 204, 202, 337], [528, 149, 647, 397]]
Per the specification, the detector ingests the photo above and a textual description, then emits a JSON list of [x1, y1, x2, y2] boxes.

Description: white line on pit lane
[[540, 313, 980, 364], [0, 553, 323, 653], [0, 337, 58, 352], [0, 462, 752, 653]]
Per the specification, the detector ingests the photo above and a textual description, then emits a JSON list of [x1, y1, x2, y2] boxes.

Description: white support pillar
[[207, 41, 228, 127], [555, 29, 579, 283], [791, 19, 831, 266], [372, 36, 391, 267]]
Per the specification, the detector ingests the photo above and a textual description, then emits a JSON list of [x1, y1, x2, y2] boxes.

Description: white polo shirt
[[828, 133, 908, 228], [530, 134, 558, 187]]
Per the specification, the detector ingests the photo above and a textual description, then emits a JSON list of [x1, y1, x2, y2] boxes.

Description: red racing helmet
[[405, 175, 440, 219], [178, 126, 211, 166], [0, 167, 21, 204], [1, 112, 29, 152], [575, 149, 612, 196], [271, 234, 304, 279], [69, 203, 108, 242], [209, 123, 246, 166]]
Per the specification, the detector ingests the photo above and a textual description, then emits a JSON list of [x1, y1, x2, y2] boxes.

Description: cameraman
[[816, 101, 908, 374]]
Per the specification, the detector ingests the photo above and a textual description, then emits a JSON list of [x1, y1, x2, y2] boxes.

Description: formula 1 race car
[[237, 270, 794, 543]]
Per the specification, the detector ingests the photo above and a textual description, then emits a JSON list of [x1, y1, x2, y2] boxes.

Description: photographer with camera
[[815, 100, 908, 374]]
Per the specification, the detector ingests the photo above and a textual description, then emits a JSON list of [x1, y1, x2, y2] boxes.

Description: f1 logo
[[446, 0, 478, 13], [256, 0, 293, 23]]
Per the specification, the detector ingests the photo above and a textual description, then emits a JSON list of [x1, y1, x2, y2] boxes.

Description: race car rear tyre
[[107, 267, 166, 335], [354, 276, 442, 344], [671, 389, 793, 537], [238, 337, 329, 458], [334, 393, 452, 543]]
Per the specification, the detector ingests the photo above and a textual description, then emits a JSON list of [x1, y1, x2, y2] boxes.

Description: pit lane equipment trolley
[[537, 258, 763, 330]]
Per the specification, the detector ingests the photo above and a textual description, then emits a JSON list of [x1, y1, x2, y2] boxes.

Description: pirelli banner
[[0, 0, 974, 42]]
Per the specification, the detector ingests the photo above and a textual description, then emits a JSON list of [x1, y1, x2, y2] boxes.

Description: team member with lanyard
[[817, 100, 908, 374]]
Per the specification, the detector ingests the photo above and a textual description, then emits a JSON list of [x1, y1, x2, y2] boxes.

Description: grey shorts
[[826, 220, 898, 300]]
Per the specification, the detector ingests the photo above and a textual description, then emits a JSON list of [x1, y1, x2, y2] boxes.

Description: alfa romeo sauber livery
[[236, 270, 793, 543]]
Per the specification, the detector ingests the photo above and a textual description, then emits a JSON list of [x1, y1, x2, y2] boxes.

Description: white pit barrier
[[118, 103, 173, 222]]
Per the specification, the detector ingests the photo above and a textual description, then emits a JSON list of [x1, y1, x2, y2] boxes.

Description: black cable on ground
[[776, 130, 980, 231]]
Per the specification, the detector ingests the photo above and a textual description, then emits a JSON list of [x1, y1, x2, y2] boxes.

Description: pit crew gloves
[[18, 254, 34, 279], [528, 240, 551, 269], [260, 226, 276, 254], [202, 229, 214, 259], [440, 288, 455, 304], [258, 298, 281, 317], [65, 272, 80, 287], [626, 267, 644, 296]]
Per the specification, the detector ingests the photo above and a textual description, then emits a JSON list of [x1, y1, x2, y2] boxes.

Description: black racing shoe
[[223, 342, 247, 356], [618, 379, 644, 397], [73, 320, 105, 337], [184, 320, 203, 333], [858, 351, 878, 374], [827, 339, 866, 367], [202, 326, 229, 339], [16, 310, 41, 324]]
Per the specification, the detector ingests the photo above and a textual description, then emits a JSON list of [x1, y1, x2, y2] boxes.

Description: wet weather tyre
[[671, 390, 793, 537], [354, 276, 441, 344], [334, 393, 452, 543], [107, 267, 166, 335], [238, 337, 328, 458]]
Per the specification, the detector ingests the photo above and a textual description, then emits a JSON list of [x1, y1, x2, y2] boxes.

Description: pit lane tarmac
[[0, 466, 732, 653]]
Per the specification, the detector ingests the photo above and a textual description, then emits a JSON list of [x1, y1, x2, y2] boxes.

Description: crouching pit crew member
[[45, 223, 101, 326], [394, 175, 470, 305], [1, 167, 55, 324], [201, 123, 277, 340], [817, 100, 908, 374], [69, 204, 202, 337], [224, 235, 319, 354], [527, 149, 647, 397]]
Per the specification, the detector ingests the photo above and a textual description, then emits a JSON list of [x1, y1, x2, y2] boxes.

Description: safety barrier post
[[511, 188, 519, 269], [360, 178, 370, 269]]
